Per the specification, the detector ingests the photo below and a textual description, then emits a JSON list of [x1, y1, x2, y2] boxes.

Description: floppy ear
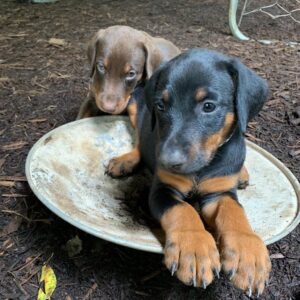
[[144, 67, 163, 130], [87, 29, 105, 78], [226, 58, 268, 133], [142, 39, 164, 80]]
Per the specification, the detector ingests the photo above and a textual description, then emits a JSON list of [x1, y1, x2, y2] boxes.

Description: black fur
[[136, 48, 268, 220]]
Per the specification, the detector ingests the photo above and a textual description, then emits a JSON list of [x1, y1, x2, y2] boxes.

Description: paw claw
[[193, 274, 197, 287], [265, 278, 269, 286], [256, 291, 261, 298], [213, 268, 220, 279], [256, 285, 263, 297], [247, 287, 252, 298], [228, 269, 236, 280], [170, 262, 177, 276], [202, 280, 207, 289]]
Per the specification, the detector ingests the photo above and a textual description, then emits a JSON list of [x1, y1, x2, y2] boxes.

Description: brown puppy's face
[[90, 43, 145, 114], [87, 26, 160, 115]]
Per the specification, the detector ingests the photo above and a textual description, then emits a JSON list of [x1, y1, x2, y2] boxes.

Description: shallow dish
[[26, 116, 300, 253]]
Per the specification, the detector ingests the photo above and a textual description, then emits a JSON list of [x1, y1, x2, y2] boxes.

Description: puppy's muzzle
[[158, 149, 187, 172], [96, 94, 128, 114]]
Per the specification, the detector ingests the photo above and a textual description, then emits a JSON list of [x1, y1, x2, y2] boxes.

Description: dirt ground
[[0, 0, 299, 299]]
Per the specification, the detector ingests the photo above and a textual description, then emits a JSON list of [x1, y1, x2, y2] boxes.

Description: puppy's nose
[[101, 101, 117, 113], [159, 149, 187, 171]]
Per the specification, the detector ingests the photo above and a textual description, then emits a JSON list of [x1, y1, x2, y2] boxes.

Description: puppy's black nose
[[159, 150, 187, 171]]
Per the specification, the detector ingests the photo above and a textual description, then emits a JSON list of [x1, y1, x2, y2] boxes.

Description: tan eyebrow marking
[[123, 63, 131, 74], [162, 89, 169, 102], [195, 88, 207, 102]]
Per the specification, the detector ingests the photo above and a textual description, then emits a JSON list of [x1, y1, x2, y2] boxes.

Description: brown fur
[[162, 89, 170, 102], [157, 168, 193, 194], [127, 101, 138, 129], [77, 25, 180, 119], [77, 26, 180, 178], [106, 147, 141, 178], [201, 196, 271, 294], [202, 113, 235, 157], [198, 174, 239, 194], [104, 101, 141, 177], [161, 202, 220, 287], [195, 88, 207, 102]]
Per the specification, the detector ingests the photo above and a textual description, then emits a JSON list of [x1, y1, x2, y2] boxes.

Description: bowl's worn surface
[[26, 116, 300, 253]]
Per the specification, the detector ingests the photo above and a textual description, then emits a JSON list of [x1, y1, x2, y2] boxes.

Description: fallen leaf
[[270, 253, 285, 259], [0, 216, 22, 237], [37, 265, 57, 300], [64, 235, 82, 257], [48, 38, 66, 47], [2, 141, 28, 151], [289, 149, 300, 157]]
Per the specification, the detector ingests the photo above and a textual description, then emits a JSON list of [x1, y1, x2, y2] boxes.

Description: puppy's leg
[[201, 193, 271, 296], [106, 101, 141, 177], [150, 170, 220, 288], [238, 165, 249, 189], [106, 147, 141, 178], [76, 96, 99, 120]]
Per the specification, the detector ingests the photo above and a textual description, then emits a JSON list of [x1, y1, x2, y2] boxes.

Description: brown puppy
[[77, 26, 180, 177], [77, 25, 180, 119]]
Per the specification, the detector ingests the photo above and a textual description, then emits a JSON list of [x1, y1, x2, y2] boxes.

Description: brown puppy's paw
[[105, 150, 140, 178], [220, 231, 271, 297], [164, 230, 221, 288]]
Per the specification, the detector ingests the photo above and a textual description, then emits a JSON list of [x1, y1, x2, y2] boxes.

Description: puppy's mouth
[[97, 101, 128, 115]]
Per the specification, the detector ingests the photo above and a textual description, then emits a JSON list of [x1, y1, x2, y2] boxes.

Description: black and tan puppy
[[77, 26, 180, 177], [134, 49, 271, 295]]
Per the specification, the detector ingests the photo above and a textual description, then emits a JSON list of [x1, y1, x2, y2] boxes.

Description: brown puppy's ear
[[142, 39, 164, 80], [87, 29, 105, 78], [225, 59, 268, 133]]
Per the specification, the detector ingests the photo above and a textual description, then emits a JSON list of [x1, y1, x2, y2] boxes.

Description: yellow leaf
[[37, 265, 57, 300], [37, 289, 46, 300]]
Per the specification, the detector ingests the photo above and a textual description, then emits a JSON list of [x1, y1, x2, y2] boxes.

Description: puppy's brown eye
[[97, 61, 105, 73], [155, 102, 165, 111], [203, 102, 216, 113], [126, 70, 136, 81]]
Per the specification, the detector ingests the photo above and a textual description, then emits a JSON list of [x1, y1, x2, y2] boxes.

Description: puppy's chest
[[180, 173, 238, 197]]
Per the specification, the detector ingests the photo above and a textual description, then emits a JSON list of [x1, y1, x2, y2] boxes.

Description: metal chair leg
[[229, 0, 250, 40]]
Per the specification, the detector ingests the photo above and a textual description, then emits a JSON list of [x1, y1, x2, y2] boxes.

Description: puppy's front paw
[[220, 231, 271, 297], [164, 229, 220, 288], [105, 150, 140, 178]]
